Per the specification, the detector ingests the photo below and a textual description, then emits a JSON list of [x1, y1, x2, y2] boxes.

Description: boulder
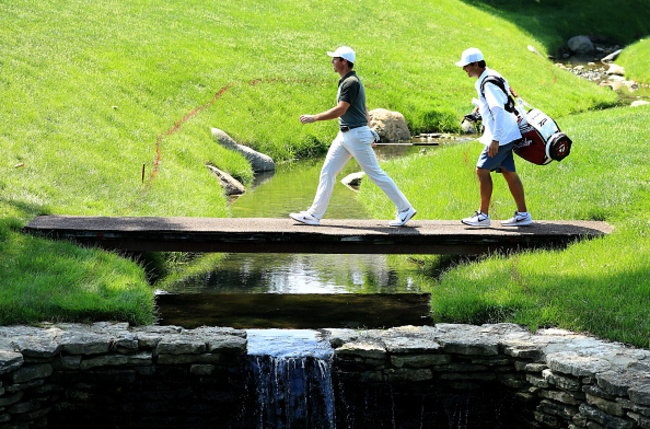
[[206, 165, 246, 196], [631, 100, 650, 107], [568, 36, 595, 54], [368, 109, 411, 142], [211, 128, 275, 172]]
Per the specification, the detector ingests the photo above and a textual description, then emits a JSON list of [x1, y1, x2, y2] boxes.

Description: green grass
[[0, 218, 155, 325], [618, 37, 650, 83], [358, 106, 650, 348], [0, 0, 648, 332]]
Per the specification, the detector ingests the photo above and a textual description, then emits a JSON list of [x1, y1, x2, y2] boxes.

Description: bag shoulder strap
[[479, 75, 517, 115]]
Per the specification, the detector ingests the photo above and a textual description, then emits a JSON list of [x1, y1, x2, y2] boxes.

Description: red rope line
[[145, 83, 232, 186]]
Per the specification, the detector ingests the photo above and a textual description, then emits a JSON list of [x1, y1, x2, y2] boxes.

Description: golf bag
[[479, 76, 572, 165]]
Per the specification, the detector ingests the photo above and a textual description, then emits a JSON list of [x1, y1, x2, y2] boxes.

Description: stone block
[[156, 337, 207, 355], [0, 351, 23, 375], [547, 353, 612, 377], [80, 355, 129, 370], [59, 333, 111, 355], [584, 385, 617, 401], [385, 368, 432, 383], [439, 338, 499, 356], [0, 392, 23, 407], [504, 346, 544, 360], [157, 353, 222, 365], [190, 364, 215, 376], [498, 373, 527, 389], [535, 410, 559, 427], [630, 383, 650, 406], [335, 341, 386, 360], [544, 369, 582, 391], [587, 393, 625, 417], [579, 403, 635, 429], [114, 334, 139, 354], [11, 365, 52, 384], [52, 355, 82, 370], [6, 399, 42, 415], [540, 389, 583, 406], [126, 352, 153, 366], [9, 337, 60, 358], [434, 362, 489, 372], [523, 362, 548, 373], [527, 374, 550, 388], [382, 334, 441, 354], [390, 353, 451, 368], [4, 379, 44, 393], [439, 372, 496, 381], [205, 335, 247, 354], [597, 370, 644, 397]]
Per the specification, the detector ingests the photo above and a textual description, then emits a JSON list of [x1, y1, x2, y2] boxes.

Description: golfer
[[456, 48, 532, 227], [290, 46, 416, 227]]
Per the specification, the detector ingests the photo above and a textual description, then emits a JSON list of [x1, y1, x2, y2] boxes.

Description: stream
[[155, 138, 468, 328]]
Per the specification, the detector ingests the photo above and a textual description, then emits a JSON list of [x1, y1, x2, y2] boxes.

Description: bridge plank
[[22, 215, 613, 255]]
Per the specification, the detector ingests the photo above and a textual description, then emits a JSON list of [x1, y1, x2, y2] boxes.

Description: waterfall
[[246, 329, 336, 429]]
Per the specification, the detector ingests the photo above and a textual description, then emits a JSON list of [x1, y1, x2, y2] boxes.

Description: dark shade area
[[156, 293, 433, 329]]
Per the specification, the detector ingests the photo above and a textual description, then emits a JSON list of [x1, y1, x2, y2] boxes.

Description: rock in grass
[[211, 128, 275, 172], [206, 165, 245, 196]]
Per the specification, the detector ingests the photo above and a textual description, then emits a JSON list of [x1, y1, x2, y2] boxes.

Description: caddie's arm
[[300, 101, 350, 124]]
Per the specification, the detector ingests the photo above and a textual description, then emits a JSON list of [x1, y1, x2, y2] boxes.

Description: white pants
[[309, 126, 411, 219]]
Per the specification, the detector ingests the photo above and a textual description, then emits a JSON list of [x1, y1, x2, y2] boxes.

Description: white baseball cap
[[327, 46, 356, 64], [455, 48, 484, 67]]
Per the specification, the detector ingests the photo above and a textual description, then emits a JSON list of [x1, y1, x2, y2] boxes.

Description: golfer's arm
[[314, 101, 350, 121]]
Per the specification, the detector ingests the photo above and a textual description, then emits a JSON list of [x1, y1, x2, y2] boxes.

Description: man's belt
[[340, 125, 364, 132]]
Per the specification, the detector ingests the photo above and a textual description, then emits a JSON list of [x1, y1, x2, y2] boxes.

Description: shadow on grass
[[458, 0, 650, 52]]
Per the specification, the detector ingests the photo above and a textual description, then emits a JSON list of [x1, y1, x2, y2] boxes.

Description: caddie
[[456, 47, 533, 227]]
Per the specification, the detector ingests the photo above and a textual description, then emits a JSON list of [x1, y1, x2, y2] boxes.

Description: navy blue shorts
[[476, 141, 517, 173]]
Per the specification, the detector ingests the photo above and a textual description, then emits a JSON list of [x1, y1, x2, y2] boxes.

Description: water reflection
[[166, 253, 423, 294]]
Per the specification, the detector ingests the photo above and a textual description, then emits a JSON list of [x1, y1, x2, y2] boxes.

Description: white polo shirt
[[473, 68, 522, 146]]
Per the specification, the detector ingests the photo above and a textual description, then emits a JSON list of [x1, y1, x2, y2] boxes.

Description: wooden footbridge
[[23, 215, 613, 255]]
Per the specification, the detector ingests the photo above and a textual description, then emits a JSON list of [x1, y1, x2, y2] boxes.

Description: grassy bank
[[0, 0, 648, 328], [618, 37, 650, 83], [359, 106, 650, 348]]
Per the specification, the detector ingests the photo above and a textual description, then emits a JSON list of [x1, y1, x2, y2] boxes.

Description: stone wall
[[1, 323, 649, 428], [329, 324, 650, 429]]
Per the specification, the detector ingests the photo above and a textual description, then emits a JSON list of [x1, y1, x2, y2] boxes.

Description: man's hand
[[300, 115, 317, 124], [488, 140, 499, 157]]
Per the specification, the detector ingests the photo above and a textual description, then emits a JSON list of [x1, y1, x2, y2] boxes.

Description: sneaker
[[389, 206, 417, 227], [289, 210, 320, 226], [501, 211, 533, 227], [461, 210, 491, 228]]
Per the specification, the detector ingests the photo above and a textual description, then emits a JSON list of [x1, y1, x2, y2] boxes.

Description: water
[[246, 329, 336, 429]]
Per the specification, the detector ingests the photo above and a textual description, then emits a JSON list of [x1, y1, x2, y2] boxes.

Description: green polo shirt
[[337, 71, 367, 128]]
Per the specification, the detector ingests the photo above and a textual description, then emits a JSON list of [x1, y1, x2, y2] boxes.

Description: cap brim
[[455, 60, 468, 67], [326, 51, 337, 57]]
